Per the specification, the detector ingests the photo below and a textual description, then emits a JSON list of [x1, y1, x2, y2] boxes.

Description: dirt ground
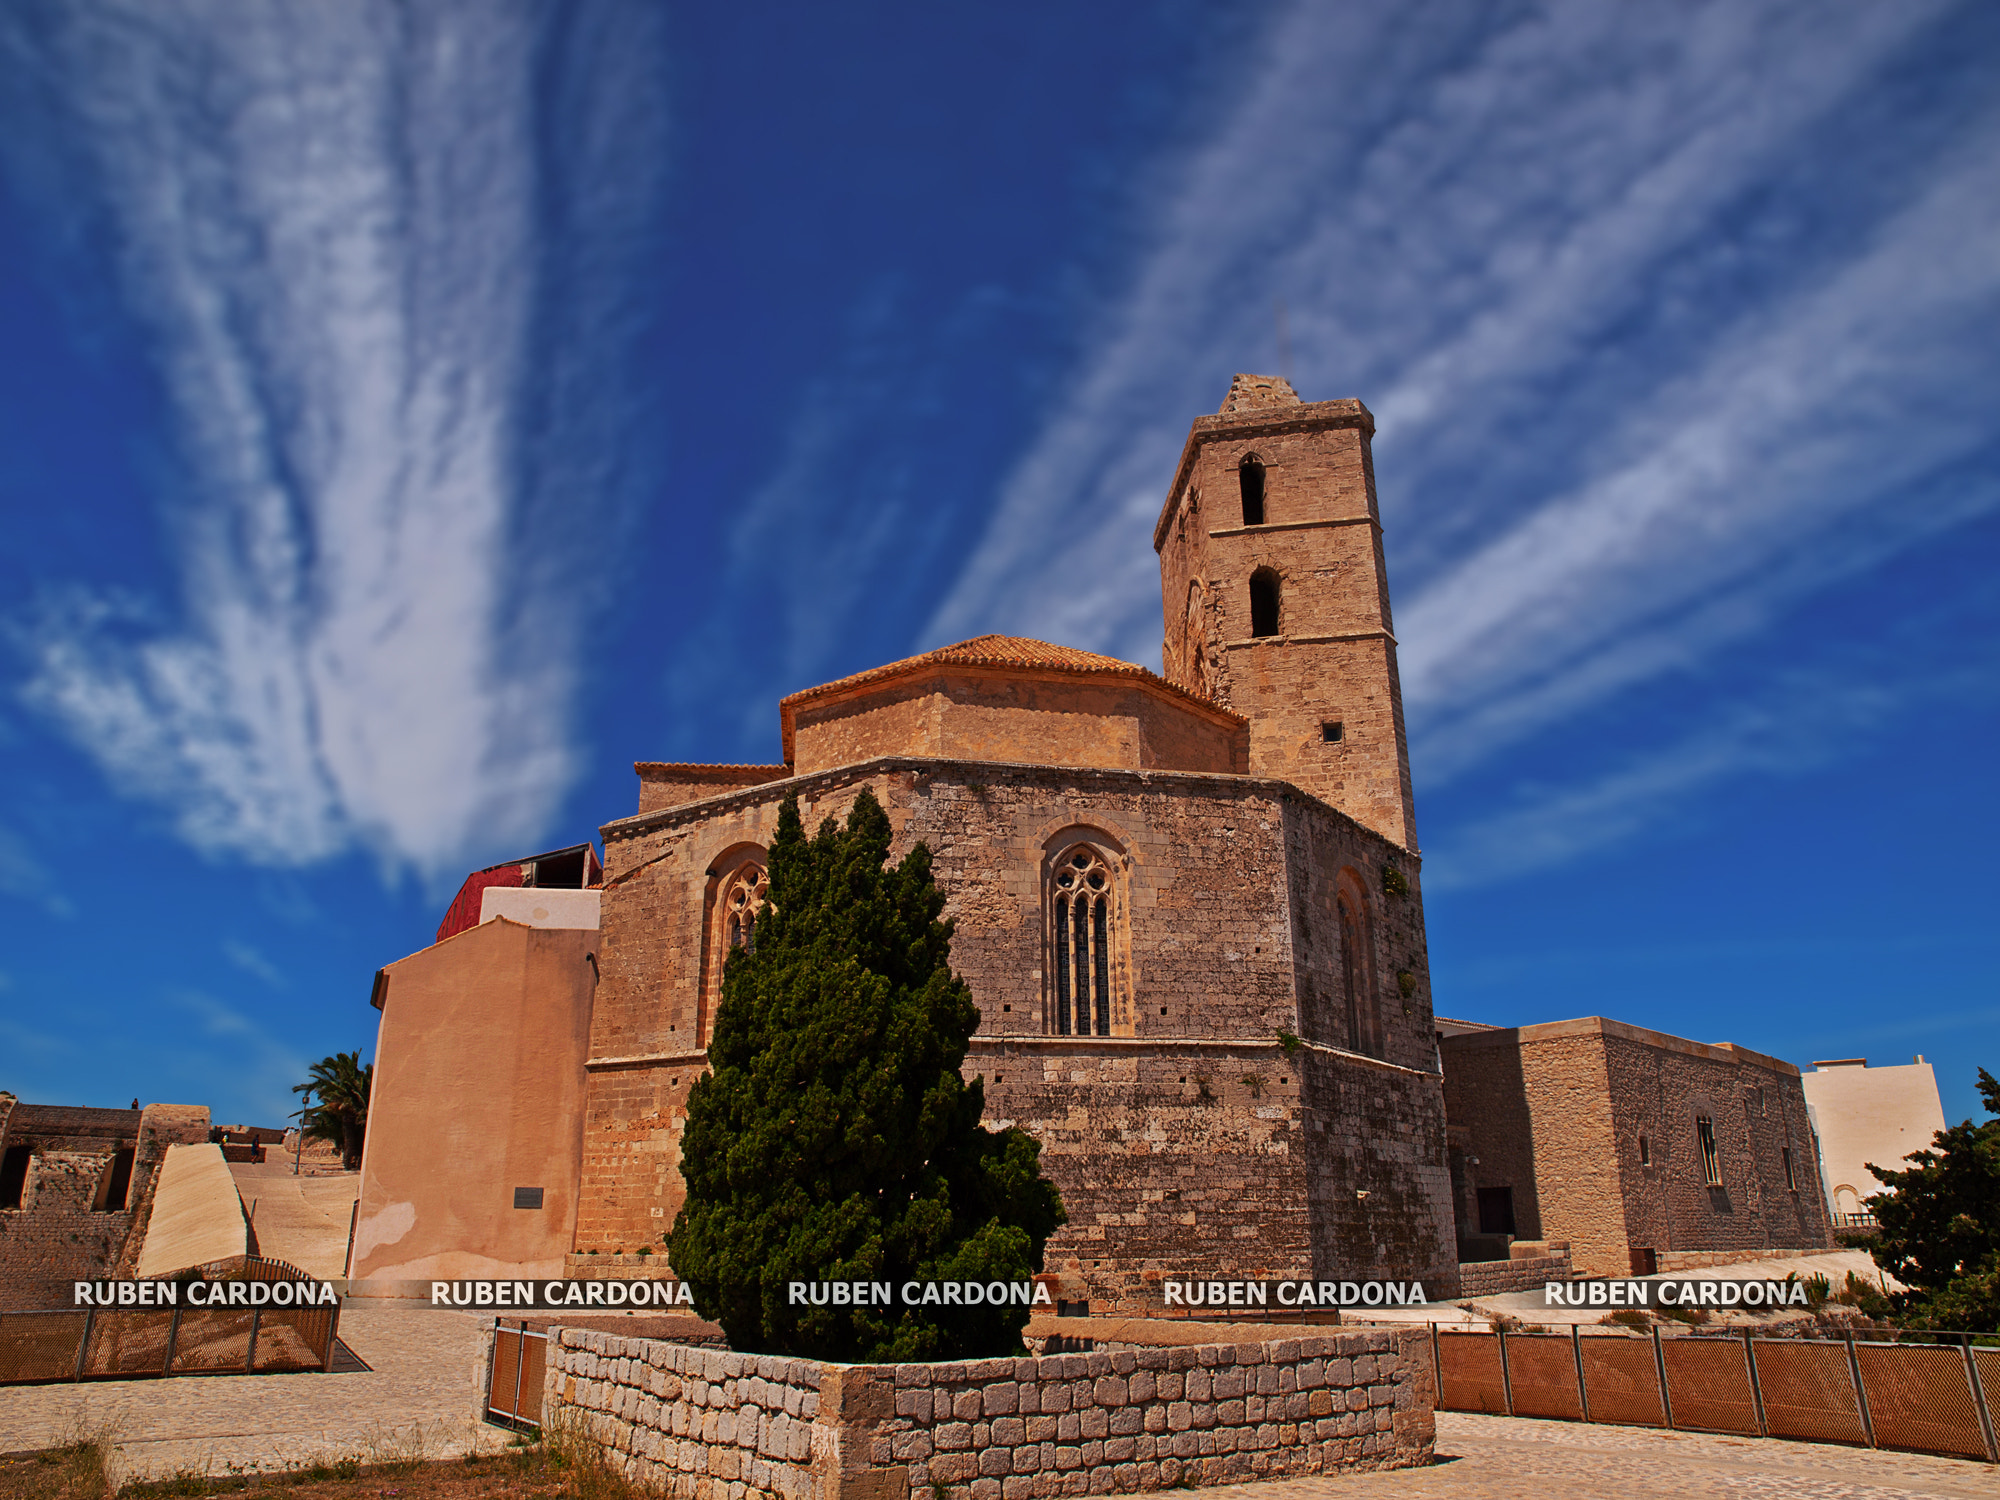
[[0, 1432, 612, 1500]]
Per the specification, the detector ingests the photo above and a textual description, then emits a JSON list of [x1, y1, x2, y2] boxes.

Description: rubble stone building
[[1436, 1017, 1835, 1277], [356, 377, 1460, 1306], [0, 1094, 212, 1309]]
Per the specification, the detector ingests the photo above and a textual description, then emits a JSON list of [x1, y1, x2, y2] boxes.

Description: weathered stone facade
[[567, 379, 1457, 1306], [544, 1323, 1434, 1500], [1438, 1017, 1835, 1278], [0, 1098, 211, 1310], [1153, 376, 1415, 851]]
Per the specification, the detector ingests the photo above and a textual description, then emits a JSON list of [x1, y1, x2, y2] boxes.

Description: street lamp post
[[294, 1088, 311, 1177]]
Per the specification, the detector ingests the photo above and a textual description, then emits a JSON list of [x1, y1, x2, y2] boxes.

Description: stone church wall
[[579, 757, 1454, 1301]]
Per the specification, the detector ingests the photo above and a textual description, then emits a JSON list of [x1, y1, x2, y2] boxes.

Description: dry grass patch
[[2, 1421, 649, 1500]]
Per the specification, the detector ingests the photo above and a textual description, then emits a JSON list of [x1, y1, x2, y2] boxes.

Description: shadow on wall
[[1440, 1040, 1541, 1262]]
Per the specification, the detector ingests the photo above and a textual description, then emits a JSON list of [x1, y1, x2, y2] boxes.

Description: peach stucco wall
[[353, 918, 597, 1286]]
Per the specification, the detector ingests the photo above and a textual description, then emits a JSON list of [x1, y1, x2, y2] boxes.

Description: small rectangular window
[[1321, 722, 1343, 743], [1638, 1135, 1651, 1167], [1, 1145, 30, 1209], [513, 1187, 544, 1210], [1696, 1115, 1722, 1186], [1476, 1185, 1516, 1237], [96, 1149, 135, 1212], [1782, 1147, 1796, 1192]]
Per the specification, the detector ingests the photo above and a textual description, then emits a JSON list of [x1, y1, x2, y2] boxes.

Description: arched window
[[1337, 895, 1364, 1052], [1175, 580, 1209, 697], [1048, 842, 1123, 1036], [1249, 568, 1280, 638], [701, 848, 768, 1044], [1239, 456, 1266, 526], [1334, 870, 1381, 1059]]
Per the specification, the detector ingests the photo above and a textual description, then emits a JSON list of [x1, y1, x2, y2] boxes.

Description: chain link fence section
[[485, 1320, 547, 1429], [1748, 1339, 1867, 1445], [1659, 1336, 1762, 1436], [1576, 1333, 1667, 1427], [0, 1257, 342, 1384], [1501, 1332, 1583, 1420], [1854, 1343, 1990, 1460], [1434, 1330, 1509, 1413], [1427, 1324, 1997, 1464]]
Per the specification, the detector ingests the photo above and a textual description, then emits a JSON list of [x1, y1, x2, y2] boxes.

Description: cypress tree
[[666, 787, 1065, 1360]]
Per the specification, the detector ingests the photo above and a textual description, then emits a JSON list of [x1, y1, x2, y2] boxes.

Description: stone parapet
[[1456, 1248, 1571, 1298], [1654, 1248, 1843, 1273], [544, 1325, 1435, 1500]]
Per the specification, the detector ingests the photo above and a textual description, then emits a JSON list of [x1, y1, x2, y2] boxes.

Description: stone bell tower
[[1154, 374, 1417, 850]]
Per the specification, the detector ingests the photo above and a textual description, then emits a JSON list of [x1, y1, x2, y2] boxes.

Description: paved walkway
[[1238, 1412, 1992, 1499], [0, 1306, 507, 1482], [232, 1161, 360, 1279], [5, 1316, 1990, 1497]]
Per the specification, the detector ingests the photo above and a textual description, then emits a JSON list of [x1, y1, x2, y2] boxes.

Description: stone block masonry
[[1456, 1248, 1571, 1298], [545, 1326, 1434, 1500]]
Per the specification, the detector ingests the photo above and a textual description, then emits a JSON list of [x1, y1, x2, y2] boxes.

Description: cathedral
[[353, 376, 1460, 1308]]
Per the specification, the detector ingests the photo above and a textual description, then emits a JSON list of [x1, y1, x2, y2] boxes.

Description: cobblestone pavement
[[1233, 1413, 1993, 1499], [0, 1307, 508, 1481]]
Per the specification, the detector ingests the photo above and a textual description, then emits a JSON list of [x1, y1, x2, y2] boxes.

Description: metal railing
[[486, 1319, 548, 1429], [1431, 1324, 1998, 1463], [0, 1257, 340, 1385]]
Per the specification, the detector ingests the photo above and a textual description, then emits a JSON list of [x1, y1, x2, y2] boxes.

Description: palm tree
[[294, 1052, 372, 1171]]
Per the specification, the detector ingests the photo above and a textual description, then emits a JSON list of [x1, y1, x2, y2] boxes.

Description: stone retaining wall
[[1456, 1249, 1570, 1297], [544, 1326, 1434, 1500], [1654, 1247, 1841, 1273]]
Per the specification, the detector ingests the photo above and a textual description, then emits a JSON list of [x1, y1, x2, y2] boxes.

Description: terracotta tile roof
[[781, 634, 1224, 710]]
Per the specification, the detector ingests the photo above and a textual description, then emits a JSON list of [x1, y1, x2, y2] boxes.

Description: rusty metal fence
[[1433, 1326, 1999, 1462], [485, 1320, 548, 1429], [0, 1257, 340, 1385]]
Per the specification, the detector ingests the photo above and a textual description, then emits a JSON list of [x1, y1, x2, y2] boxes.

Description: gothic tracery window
[[701, 852, 768, 1044], [725, 864, 767, 954], [1049, 844, 1120, 1036]]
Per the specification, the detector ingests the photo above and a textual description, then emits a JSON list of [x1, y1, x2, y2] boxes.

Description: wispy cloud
[[166, 988, 313, 1123], [660, 281, 1028, 761], [0, 819, 75, 919], [1, 2, 668, 881], [924, 1, 1998, 829], [1423, 601, 2000, 890], [222, 940, 287, 991]]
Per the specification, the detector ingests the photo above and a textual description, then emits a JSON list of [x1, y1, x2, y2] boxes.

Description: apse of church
[[570, 377, 1459, 1308]]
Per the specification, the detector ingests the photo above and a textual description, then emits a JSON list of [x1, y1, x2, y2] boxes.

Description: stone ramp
[[230, 1161, 359, 1279], [133, 1146, 247, 1278]]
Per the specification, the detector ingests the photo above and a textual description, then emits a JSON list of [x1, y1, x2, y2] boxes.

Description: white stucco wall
[[1800, 1058, 1950, 1217], [480, 886, 601, 930]]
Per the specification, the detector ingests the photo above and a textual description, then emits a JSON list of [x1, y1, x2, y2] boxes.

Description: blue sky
[[1, 1, 1995, 1131]]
